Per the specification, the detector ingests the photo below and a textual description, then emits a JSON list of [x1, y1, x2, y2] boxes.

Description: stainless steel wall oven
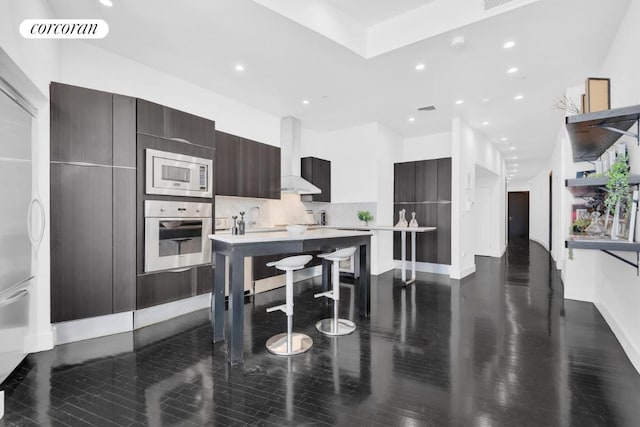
[[144, 200, 212, 273]]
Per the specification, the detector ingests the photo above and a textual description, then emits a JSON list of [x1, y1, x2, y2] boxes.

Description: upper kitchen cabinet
[[415, 159, 438, 202], [237, 137, 260, 198], [50, 83, 113, 165], [259, 144, 281, 200], [301, 157, 331, 202], [137, 99, 215, 148], [214, 131, 238, 196], [437, 158, 452, 201], [112, 95, 136, 168], [394, 162, 416, 203]]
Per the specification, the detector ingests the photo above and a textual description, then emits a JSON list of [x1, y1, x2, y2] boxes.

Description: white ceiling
[[323, 0, 435, 26], [48, 0, 630, 181]]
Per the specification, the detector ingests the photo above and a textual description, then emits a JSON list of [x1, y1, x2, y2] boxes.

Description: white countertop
[[336, 225, 436, 232], [209, 227, 372, 244]]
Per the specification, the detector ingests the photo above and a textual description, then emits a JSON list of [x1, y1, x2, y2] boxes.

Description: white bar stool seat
[[265, 255, 313, 356], [314, 247, 357, 336]]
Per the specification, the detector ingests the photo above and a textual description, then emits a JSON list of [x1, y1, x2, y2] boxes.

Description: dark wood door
[[259, 144, 281, 199], [437, 158, 452, 201], [508, 192, 530, 238], [415, 204, 437, 263], [237, 137, 260, 198], [50, 83, 113, 164], [214, 131, 238, 196], [50, 163, 113, 323], [137, 99, 215, 148], [394, 162, 416, 202], [415, 160, 437, 202], [112, 168, 136, 313], [436, 203, 452, 265]]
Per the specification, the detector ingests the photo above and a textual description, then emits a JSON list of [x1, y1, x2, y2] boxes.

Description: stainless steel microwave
[[146, 149, 213, 198]]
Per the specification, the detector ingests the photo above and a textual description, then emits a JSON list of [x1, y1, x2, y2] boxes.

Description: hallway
[[2, 240, 639, 426]]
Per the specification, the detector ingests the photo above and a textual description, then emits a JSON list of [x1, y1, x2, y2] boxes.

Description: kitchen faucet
[[248, 206, 261, 228]]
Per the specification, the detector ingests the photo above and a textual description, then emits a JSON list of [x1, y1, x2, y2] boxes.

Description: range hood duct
[[280, 116, 321, 194]]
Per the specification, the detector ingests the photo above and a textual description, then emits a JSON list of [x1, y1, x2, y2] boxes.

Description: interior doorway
[[508, 191, 530, 239]]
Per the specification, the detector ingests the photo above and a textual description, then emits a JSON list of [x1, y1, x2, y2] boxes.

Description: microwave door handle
[[168, 137, 193, 145]]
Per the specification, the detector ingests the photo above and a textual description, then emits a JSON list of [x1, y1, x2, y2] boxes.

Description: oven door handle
[[167, 267, 193, 273]]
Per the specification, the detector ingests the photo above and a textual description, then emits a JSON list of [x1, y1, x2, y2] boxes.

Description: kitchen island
[[208, 228, 372, 365]]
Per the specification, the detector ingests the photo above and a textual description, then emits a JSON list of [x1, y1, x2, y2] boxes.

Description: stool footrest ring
[[266, 304, 287, 314], [313, 291, 335, 299]]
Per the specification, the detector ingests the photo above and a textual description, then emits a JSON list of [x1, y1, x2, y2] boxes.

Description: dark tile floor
[[2, 239, 640, 426]]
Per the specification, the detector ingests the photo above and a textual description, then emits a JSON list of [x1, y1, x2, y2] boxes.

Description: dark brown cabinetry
[[214, 131, 238, 196], [137, 99, 215, 148], [214, 130, 281, 199], [136, 265, 212, 310], [301, 157, 331, 202], [50, 83, 113, 165], [260, 143, 282, 200], [393, 157, 452, 265], [50, 163, 114, 322], [50, 83, 137, 323]]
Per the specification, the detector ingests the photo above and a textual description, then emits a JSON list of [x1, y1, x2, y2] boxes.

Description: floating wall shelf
[[566, 104, 640, 162], [566, 236, 640, 274], [565, 175, 640, 198]]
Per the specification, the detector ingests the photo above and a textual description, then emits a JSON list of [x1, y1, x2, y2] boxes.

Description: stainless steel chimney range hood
[[280, 116, 321, 195]]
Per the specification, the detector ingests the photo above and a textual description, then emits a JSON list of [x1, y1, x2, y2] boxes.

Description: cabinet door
[[437, 203, 452, 265], [437, 158, 452, 201], [50, 83, 113, 165], [415, 204, 438, 263], [259, 144, 281, 199], [237, 138, 260, 198], [113, 168, 136, 313], [415, 160, 438, 202], [214, 131, 238, 196], [394, 162, 415, 202], [136, 267, 199, 309], [313, 158, 331, 202], [113, 95, 136, 168], [137, 99, 215, 148], [51, 163, 113, 323]]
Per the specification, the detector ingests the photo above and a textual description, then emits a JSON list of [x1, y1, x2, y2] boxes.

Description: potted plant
[[604, 154, 631, 239], [357, 211, 374, 226]]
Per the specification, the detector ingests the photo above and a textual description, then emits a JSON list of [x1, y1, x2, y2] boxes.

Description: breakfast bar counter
[[208, 228, 373, 365]]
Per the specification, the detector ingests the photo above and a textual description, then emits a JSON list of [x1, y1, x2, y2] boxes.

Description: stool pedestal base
[[315, 318, 356, 336], [266, 332, 313, 356]]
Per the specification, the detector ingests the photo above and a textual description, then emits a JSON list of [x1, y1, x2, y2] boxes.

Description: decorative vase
[[409, 212, 418, 228], [611, 200, 621, 240]]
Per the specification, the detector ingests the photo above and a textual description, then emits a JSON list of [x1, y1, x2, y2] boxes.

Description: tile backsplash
[[216, 195, 377, 228]]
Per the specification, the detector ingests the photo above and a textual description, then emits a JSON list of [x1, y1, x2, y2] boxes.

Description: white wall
[[532, 0, 640, 373], [402, 132, 452, 161], [451, 118, 506, 279]]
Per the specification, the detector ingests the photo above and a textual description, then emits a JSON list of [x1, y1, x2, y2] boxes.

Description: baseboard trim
[[449, 264, 476, 279], [564, 287, 594, 302], [53, 312, 133, 345], [24, 330, 54, 353], [594, 300, 640, 374], [393, 260, 450, 276], [134, 293, 211, 330], [530, 237, 550, 252]]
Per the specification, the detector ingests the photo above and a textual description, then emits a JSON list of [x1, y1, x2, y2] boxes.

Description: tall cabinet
[[393, 158, 452, 265], [50, 83, 136, 323]]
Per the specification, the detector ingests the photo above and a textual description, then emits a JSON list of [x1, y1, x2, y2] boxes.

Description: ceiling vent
[[418, 105, 436, 112], [484, 0, 516, 10]]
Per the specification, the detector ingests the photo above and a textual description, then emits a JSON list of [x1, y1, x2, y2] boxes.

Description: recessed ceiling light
[[234, 64, 245, 72], [455, 99, 464, 105], [507, 67, 519, 74], [514, 95, 524, 100], [482, 121, 489, 126], [408, 117, 415, 122], [99, 0, 113, 6], [501, 137, 508, 142], [503, 41, 516, 49], [513, 164, 519, 166], [511, 156, 518, 160], [481, 98, 491, 104], [510, 147, 516, 150], [415, 63, 426, 71], [302, 99, 310, 105]]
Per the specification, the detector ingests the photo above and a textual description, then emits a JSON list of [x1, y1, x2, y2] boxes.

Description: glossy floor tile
[[2, 239, 640, 426]]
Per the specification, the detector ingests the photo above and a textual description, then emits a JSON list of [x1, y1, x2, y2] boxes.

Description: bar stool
[[314, 247, 357, 336], [265, 255, 314, 356]]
